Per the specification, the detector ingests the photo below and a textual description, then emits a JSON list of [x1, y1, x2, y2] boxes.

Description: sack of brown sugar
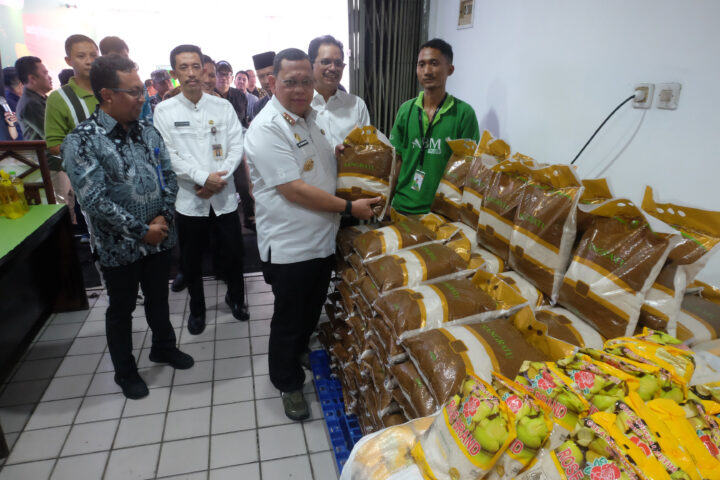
[[337, 125, 396, 219], [374, 270, 528, 341], [364, 242, 472, 295], [535, 307, 605, 349], [390, 360, 439, 418], [352, 217, 436, 261], [676, 281, 720, 345], [431, 138, 477, 221], [400, 314, 558, 406], [478, 160, 532, 261], [558, 198, 678, 340], [508, 164, 584, 302], [639, 186, 720, 335], [459, 130, 511, 228], [337, 223, 385, 259]]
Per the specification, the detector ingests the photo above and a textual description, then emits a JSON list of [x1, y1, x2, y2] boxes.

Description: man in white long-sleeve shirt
[[309, 35, 370, 148], [154, 44, 249, 335]]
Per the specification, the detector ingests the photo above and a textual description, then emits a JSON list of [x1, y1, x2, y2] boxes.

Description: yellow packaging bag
[[645, 398, 720, 478], [604, 335, 695, 386], [514, 361, 591, 446], [520, 415, 643, 480], [640, 186, 720, 335], [555, 354, 638, 413], [486, 372, 553, 479], [591, 410, 688, 480], [581, 348, 685, 402], [411, 374, 516, 480], [431, 138, 477, 221]]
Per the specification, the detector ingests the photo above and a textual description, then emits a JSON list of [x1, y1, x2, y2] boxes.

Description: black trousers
[[101, 250, 176, 376], [176, 208, 245, 316], [262, 255, 334, 392], [233, 159, 255, 225]]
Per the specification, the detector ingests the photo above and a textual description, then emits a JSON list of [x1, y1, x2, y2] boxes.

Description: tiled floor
[[0, 273, 339, 480]]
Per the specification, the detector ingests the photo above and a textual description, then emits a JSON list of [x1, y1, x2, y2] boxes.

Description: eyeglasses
[[280, 79, 314, 89], [109, 87, 145, 99], [318, 59, 346, 68]]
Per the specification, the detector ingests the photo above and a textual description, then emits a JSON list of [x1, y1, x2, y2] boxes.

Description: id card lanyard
[[411, 93, 447, 192]]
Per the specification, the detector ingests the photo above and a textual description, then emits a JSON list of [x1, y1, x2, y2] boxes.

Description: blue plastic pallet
[[310, 349, 363, 472]]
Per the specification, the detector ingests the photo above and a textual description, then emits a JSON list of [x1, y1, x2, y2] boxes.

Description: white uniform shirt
[[154, 92, 243, 217], [311, 89, 371, 148], [244, 96, 338, 264]]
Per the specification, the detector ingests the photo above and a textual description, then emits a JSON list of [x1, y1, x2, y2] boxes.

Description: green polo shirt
[[389, 92, 479, 214], [44, 77, 99, 148]]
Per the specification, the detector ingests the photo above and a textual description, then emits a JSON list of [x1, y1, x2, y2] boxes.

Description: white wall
[[429, 0, 720, 284]]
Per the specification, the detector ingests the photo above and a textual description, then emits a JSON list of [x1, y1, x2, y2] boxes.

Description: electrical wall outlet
[[657, 82, 681, 110], [632, 83, 654, 109]]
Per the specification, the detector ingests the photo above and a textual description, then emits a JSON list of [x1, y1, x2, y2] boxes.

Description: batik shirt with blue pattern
[[62, 107, 178, 267]]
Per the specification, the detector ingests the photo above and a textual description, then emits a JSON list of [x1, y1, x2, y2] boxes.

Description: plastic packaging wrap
[[411, 375, 516, 480], [458, 131, 511, 228], [337, 126, 396, 219], [558, 199, 677, 339], [477, 160, 531, 261], [352, 218, 436, 261], [508, 164, 584, 302], [676, 281, 720, 345], [639, 186, 720, 335], [535, 307, 605, 349], [431, 138, 477, 221]]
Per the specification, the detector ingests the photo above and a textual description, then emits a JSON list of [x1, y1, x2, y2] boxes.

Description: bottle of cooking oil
[[8, 171, 29, 216], [0, 170, 26, 219], [0, 169, 9, 218]]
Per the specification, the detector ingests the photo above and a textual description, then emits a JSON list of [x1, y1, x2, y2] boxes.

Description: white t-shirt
[[311, 89, 371, 148], [154, 92, 244, 217], [244, 96, 338, 264]]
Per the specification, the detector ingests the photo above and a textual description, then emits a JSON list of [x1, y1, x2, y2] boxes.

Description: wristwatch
[[344, 199, 352, 216]]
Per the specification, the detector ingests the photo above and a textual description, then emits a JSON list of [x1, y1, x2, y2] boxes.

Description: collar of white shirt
[[175, 91, 207, 110], [271, 95, 317, 125]]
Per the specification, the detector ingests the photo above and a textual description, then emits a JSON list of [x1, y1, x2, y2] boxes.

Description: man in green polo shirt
[[44, 34, 99, 225], [390, 38, 479, 214]]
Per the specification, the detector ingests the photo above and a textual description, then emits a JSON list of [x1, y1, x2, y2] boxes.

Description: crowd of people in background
[[0, 33, 476, 421]]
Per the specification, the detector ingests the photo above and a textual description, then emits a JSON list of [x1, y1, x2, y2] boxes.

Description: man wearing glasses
[[245, 48, 378, 420], [214, 60, 250, 128], [308, 35, 370, 148], [154, 45, 249, 337], [62, 55, 194, 400]]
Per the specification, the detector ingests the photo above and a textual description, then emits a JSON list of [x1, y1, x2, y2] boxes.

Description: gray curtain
[[348, 0, 429, 136]]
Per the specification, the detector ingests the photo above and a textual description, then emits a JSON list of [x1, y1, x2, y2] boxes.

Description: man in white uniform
[[245, 48, 378, 421], [309, 35, 370, 148], [155, 44, 249, 336]]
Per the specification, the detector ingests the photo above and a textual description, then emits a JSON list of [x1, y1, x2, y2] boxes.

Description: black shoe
[[225, 292, 249, 321], [115, 371, 149, 400], [187, 312, 206, 335], [171, 272, 186, 292], [149, 347, 195, 369]]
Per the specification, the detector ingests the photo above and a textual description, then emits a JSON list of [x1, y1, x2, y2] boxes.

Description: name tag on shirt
[[212, 144, 223, 159], [296, 139, 309, 148], [174, 121, 190, 127], [411, 169, 425, 191]]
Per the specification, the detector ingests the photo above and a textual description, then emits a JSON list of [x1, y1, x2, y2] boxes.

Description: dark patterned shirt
[[61, 108, 178, 267]]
